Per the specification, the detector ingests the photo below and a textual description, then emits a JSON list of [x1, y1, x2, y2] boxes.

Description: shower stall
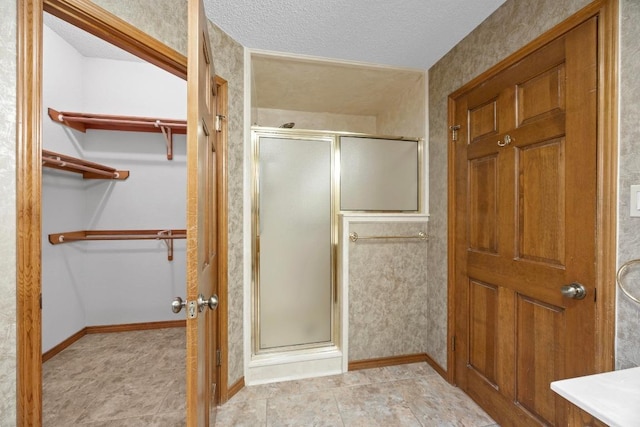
[[250, 127, 422, 383]]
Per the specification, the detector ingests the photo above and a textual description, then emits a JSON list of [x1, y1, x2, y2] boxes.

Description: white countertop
[[551, 367, 640, 427]]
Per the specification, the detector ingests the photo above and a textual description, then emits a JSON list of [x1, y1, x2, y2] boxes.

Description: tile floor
[[43, 328, 186, 426], [44, 327, 497, 426]]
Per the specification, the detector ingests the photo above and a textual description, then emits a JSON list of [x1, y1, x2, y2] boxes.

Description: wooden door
[[186, 0, 218, 425], [452, 18, 597, 426]]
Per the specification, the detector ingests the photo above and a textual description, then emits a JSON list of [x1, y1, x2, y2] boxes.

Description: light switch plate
[[631, 185, 640, 217]]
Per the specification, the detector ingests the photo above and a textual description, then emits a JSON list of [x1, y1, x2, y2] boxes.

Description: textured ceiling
[[45, 1, 507, 71], [205, 0, 506, 70], [44, 1, 506, 118]]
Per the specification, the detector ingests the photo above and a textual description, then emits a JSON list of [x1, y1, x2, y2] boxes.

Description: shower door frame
[[251, 128, 340, 357], [250, 127, 425, 363]]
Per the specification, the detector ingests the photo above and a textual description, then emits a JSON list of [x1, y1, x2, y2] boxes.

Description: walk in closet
[[41, 13, 187, 424]]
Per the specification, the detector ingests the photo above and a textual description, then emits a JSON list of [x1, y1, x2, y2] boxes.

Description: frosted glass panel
[[258, 136, 332, 349], [340, 137, 419, 211]]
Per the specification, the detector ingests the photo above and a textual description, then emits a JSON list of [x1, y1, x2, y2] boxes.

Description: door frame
[[16, 0, 229, 424], [215, 75, 229, 403], [446, 0, 618, 384]]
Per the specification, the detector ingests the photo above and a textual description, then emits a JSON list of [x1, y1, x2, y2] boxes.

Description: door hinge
[[216, 349, 221, 367], [594, 287, 597, 302], [215, 114, 225, 132], [450, 125, 461, 142], [452, 336, 456, 351], [39, 293, 42, 310]]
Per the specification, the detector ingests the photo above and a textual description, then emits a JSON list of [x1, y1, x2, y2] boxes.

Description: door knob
[[197, 294, 218, 312], [171, 296, 186, 313], [561, 282, 587, 300]]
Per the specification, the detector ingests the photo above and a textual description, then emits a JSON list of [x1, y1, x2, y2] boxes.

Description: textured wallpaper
[[348, 222, 428, 361], [92, 0, 188, 55], [0, 0, 17, 423], [208, 20, 245, 387], [427, 0, 592, 370], [616, 0, 640, 370], [256, 108, 377, 134], [376, 74, 426, 140]]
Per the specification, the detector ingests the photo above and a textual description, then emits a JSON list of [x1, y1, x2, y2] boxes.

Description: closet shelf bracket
[[48, 108, 187, 160], [42, 149, 129, 180], [48, 229, 187, 261], [157, 122, 174, 160]]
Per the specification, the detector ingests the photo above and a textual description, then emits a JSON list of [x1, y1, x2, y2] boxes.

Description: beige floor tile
[[72, 382, 168, 423], [382, 362, 438, 380], [44, 330, 496, 426], [392, 376, 495, 426], [215, 398, 267, 427], [43, 328, 185, 426], [43, 378, 98, 425], [266, 390, 343, 427], [81, 411, 186, 426], [333, 382, 421, 427], [158, 377, 187, 414], [228, 381, 285, 402]]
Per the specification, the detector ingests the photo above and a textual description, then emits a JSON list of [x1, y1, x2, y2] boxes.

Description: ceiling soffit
[[252, 54, 424, 116]]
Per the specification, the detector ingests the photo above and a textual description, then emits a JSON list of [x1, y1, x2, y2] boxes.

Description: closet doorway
[[17, 0, 229, 424], [41, 12, 186, 423]]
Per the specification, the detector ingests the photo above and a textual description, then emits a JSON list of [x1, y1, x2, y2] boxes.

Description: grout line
[[331, 389, 347, 427]]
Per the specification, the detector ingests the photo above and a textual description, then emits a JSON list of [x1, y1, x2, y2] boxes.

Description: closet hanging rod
[[42, 149, 129, 180], [43, 156, 117, 178], [48, 229, 187, 261], [349, 231, 428, 243], [49, 229, 187, 243]]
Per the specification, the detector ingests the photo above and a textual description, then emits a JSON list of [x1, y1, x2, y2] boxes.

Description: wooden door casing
[[452, 18, 598, 427], [186, 0, 218, 425], [215, 76, 229, 404]]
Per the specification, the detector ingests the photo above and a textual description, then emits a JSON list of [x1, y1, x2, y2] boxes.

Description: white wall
[[42, 25, 187, 351], [81, 58, 187, 326], [42, 26, 89, 352]]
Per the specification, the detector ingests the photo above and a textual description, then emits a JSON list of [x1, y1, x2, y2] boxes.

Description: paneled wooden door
[[452, 18, 598, 426], [186, 0, 218, 425]]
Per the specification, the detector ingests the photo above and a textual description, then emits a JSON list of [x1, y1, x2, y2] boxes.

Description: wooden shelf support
[[42, 149, 129, 180], [48, 229, 187, 261], [48, 108, 186, 160]]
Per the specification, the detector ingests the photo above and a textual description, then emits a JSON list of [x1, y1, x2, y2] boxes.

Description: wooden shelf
[[48, 229, 187, 261], [48, 108, 186, 160], [42, 149, 129, 180]]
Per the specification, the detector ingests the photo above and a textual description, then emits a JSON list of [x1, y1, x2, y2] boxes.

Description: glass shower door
[[255, 134, 334, 351]]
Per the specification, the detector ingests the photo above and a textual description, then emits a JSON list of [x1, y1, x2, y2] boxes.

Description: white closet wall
[[42, 25, 187, 351], [42, 26, 87, 352]]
